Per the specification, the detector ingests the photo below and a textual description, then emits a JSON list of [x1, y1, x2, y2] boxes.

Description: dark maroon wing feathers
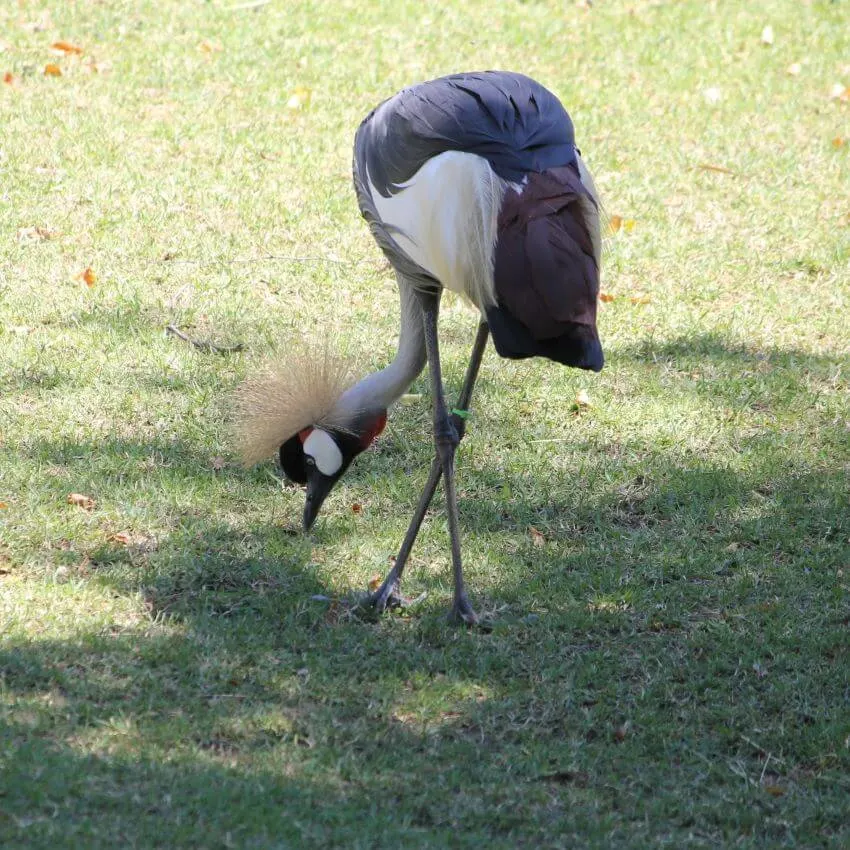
[[487, 164, 603, 371]]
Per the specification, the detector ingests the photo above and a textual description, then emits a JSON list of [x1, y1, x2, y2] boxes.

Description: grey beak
[[303, 468, 336, 531]]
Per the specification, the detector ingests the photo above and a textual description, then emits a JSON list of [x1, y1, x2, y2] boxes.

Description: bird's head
[[278, 410, 387, 530], [234, 344, 385, 531]]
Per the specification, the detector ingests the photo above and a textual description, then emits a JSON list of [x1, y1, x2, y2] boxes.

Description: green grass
[[1, 0, 849, 846]]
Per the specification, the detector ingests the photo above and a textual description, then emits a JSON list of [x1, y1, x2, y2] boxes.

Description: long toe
[[366, 580, 408, 614]]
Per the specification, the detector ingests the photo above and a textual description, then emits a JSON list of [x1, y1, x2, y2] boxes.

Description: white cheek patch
[[302, 429, 343, 477]]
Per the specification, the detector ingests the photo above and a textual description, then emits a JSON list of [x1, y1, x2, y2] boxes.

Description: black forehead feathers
[[279, 434, 307, 485]]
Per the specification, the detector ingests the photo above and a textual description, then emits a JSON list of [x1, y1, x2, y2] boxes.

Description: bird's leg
[[368, 321, 489, 614], [421, 291, 479, 625], [451, 319, 490, 439], [367, 457, 442, 612]]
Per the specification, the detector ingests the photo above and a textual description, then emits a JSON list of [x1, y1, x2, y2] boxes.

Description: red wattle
[[361, 411, 387, 448]]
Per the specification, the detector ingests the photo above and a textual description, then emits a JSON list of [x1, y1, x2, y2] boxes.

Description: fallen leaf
[[22, 11, 53, 33], [760, 25, 774, 46], [703, 86, 722, 104], [786, 62, 802, 76], [286, 87, 312, 110], [764, 784, 785, 797], [608, 215, 636, 234], [833, 137, 846, 148], [83, 58, 112, 74], [351, 502, 362, 514], [0, 501, 8, 509], [198, 39, 223, 53], [614, 724, 628, 742], [211, 456, 226, 471], [528, 526, 546, 547], [67, 493, 95, 510], [110, 532, 133, 545], [629, 294, 651, 305], [44, 63, 62, 77], [79, 267, 96, 286], [17, 226, 58, 243], [368, 574, 381, 591], [3, 72, 14, 85], [829, 82, 849, 102], [51, 41, 83, 55], [697, 162, 736, 175], [599, 292, 615, 303], [574, 389, 592, 408]]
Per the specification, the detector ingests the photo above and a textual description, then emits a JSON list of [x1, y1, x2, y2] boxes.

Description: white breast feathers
[[367, 150, 509, 309]]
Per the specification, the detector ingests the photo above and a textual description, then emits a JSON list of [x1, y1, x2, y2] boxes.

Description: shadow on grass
[[1, 630, 509, 847], [613, 331, 847, 408], [2, 334, 848, 846], [11, 331, 848, 608], [619, 332, 847, 372], [11, 333, 848, 617]]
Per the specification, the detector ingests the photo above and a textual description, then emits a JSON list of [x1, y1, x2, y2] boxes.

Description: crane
[[237, 71, 603, 625]]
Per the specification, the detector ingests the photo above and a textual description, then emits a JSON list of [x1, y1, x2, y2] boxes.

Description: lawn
[[1, 0, 849, 847]]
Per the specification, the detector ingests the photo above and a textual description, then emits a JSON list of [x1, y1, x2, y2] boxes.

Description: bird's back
[[354, 71, 603, 372], [357, 71, 576, 193]]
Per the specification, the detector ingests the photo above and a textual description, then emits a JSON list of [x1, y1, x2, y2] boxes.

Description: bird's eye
[[305, 456, 316, 467]]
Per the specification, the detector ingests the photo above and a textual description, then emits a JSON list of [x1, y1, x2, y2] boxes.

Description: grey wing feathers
[[356, 71, 576, 197], [352, 71, 579, 291]]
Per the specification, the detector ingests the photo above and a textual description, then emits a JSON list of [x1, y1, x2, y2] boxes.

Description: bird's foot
[[448, 594, 480, 627], [359, 578, 425, 618], [368, 580, 406, 613]]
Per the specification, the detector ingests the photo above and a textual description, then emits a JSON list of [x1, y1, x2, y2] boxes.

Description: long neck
[[336, 278, 427, 417]]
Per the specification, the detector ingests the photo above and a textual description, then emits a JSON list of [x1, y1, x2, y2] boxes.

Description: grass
[[1, 0, 848, 846]]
